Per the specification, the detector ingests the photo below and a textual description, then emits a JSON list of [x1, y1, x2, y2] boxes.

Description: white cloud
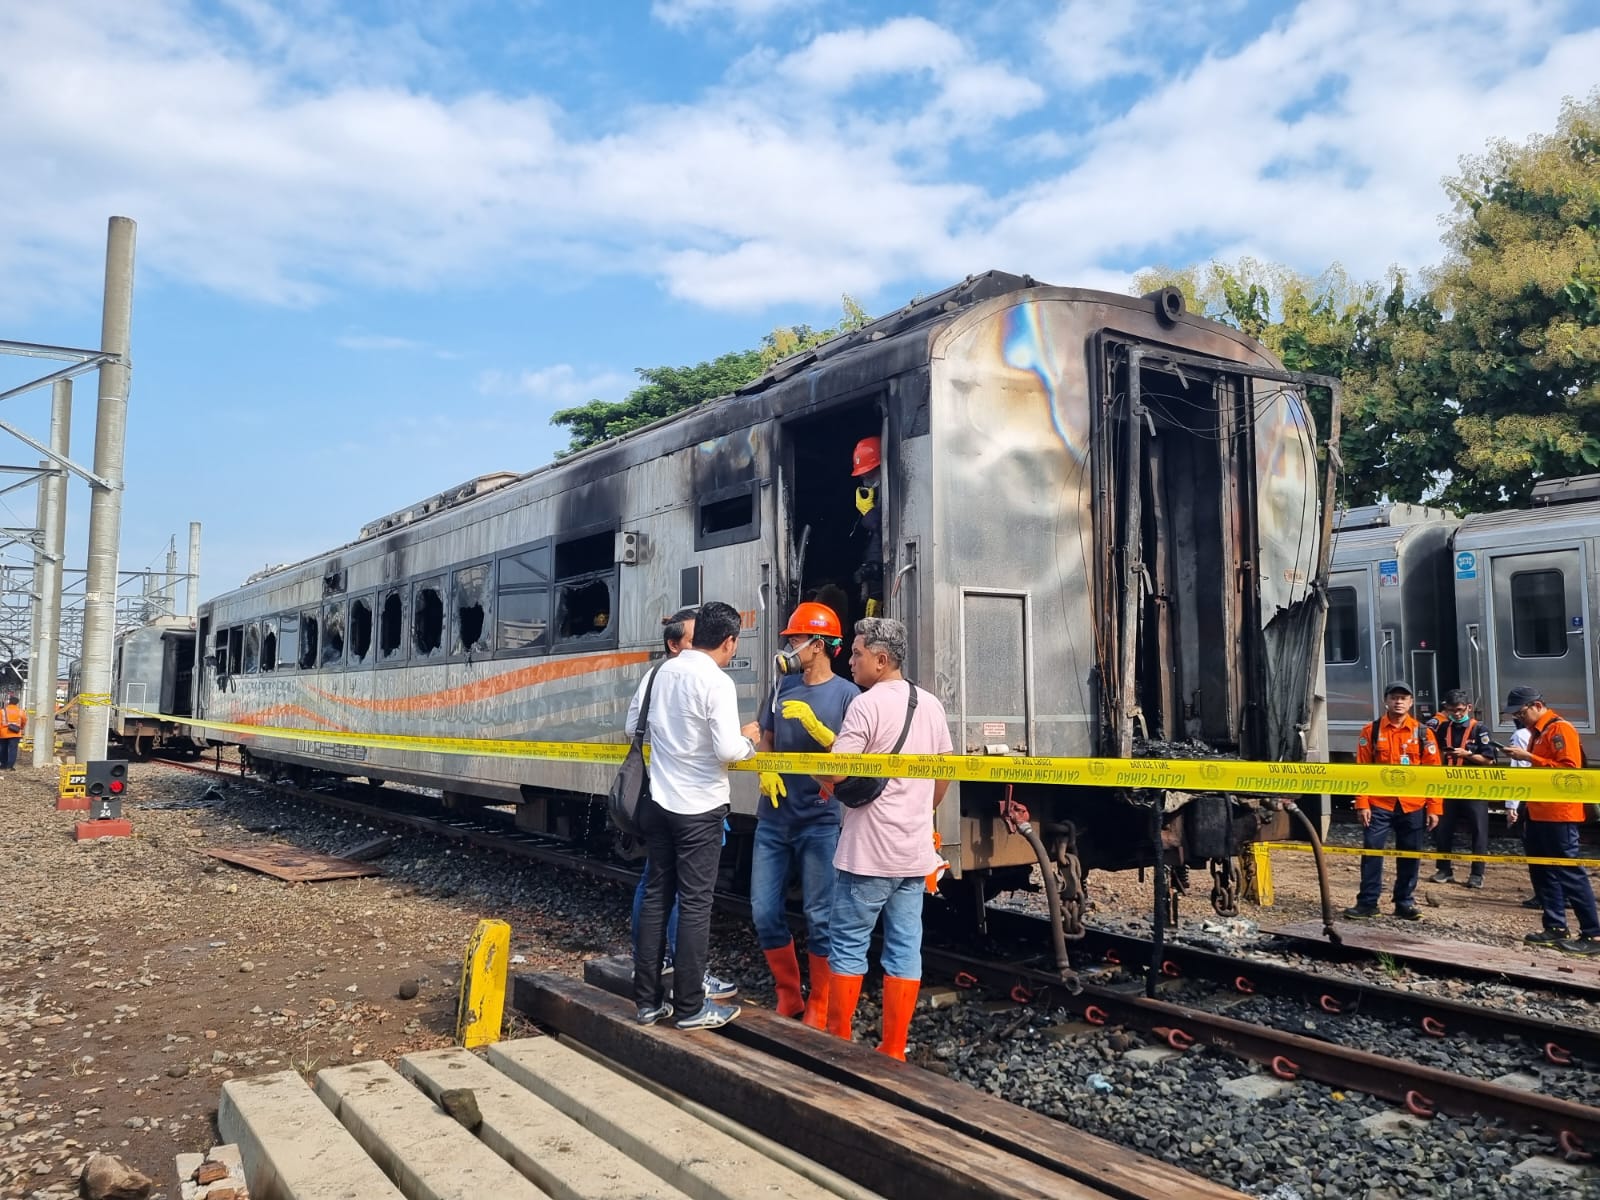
[[651, 0, 815, 28], [1, 0, 1596, 322], [477, 364, 634, 409], [1042, 0, 1152, 89], [335, 333, 428, 352]]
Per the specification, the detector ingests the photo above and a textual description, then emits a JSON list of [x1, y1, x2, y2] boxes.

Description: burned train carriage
[[195, 273, 1330, 927]]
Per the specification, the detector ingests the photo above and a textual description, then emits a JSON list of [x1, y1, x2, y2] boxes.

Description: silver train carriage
[[1326, 475, 1600, 760], [193, 273, 1333, 925], [68, 616, 201, 757]]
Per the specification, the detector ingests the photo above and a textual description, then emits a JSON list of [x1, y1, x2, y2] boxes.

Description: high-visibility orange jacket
[[1523, 709, 1585, 823], [0, 704, 26, 739], [1354, 714, 1441, 815]]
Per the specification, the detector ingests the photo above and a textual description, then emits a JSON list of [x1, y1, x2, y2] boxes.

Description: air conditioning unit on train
[[617, 531, 642, 565], [1531, 474, 1600, 507]]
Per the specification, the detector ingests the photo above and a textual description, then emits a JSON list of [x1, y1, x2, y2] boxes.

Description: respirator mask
[[775, 638, 812, 675]]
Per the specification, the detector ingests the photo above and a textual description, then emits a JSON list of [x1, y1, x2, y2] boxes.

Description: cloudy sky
[[0, 0, 1596, 609]]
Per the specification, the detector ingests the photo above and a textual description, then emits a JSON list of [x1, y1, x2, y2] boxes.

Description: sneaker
[[1557, 934, 1600, 957], [1430, 870, 1453, 884], [1342, 905, 1380, 920], [1393, 906, 1423, 921], [635, 1002, 674, 1026], [1466, 876, 1485, 890], [1521, 896, 1542, 910], [702, 971, 738, 1003], [675, 1001, 740, 1030], [1525, 928, 1571, 945]]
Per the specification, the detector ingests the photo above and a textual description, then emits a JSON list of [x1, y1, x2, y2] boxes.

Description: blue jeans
[[1356, 805, 1426, 909], [632, 859, 679, 963], [828, 870, 925, 979], [750, 820, 839, 957], [1525, 820, 1600, 937]]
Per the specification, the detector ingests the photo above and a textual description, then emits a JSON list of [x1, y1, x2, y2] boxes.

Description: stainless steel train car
[[69, 616, 201, 757], [1327, 475, 1600, 759], [194, 273, 1334, 937]]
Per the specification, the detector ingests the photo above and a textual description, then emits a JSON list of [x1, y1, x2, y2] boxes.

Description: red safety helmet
[[782, 601, 843, 640], [851, 436, 882, 477]]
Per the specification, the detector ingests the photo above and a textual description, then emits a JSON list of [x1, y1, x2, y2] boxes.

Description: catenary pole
[[26, 459, 46, 731], [186, 522, 201, 617], [74, 217, 135, 763], [32, 381, 71, 766]]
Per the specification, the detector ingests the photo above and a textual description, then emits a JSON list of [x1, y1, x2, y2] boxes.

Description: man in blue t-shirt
[[753, 601, 859, 1026]]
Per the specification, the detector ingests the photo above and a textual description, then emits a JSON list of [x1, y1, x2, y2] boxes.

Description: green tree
[[550, 296, 873, 453], [1437, 89, 1600, 508]]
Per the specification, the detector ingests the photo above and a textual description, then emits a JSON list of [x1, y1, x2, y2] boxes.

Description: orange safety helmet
[[851, 436, 882, 477], [782, 601, 843, 640]]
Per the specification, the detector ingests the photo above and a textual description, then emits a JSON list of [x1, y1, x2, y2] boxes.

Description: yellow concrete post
[[455, 919, 511, 1049]]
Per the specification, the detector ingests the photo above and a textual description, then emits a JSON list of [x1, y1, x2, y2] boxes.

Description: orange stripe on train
[[304, 650, 651, 713], [228, 703, 347, 731]]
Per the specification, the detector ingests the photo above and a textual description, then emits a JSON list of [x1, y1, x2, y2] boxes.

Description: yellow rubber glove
[[781, 699, 836, 748], [759, 771, 787, 808]]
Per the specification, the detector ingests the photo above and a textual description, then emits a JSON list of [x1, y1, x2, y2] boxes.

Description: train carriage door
[[1325, 567, 1378, 738], [1488, 547, 1594, 732]]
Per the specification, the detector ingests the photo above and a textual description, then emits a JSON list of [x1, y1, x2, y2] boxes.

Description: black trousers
[[632, 795, 728, 1018], [1433, 798, 1489, 879]]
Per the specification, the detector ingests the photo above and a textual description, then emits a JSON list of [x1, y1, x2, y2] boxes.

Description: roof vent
[[359, 472, 521, 541], [1531, 474, 1600, 507]]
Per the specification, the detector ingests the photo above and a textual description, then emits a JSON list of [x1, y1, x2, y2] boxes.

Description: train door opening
[[1100, 351, 1256, 753], [161, 632, 196, 717], [1488, 547, 1594, 731], [780, 401, 885, 635]]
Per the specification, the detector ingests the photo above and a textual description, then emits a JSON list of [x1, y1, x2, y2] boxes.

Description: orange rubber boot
[[826, 972, 864, 1041], [763, 941, 805, 1018], [876, 976, 920, 1061], [802, 955, 831, 1030]]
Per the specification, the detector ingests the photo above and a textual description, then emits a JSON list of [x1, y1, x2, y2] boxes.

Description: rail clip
[[1155, 1026, 1194, 1051], [1404, 1090, 1435, 1119], [1010, 984, 1034, 1005], [1160, 960, 1182, 979], [1420, 1016, 1446, 1038], [1318, 994, 1343, 1015], [1233, 976, 1255, 995], [954, 970, 978, 989], [1270, 1055, 1299, 1080], [1103, 949, 1121, 966], [1082, 1005, 1108, 1026], [1546, 1042, 1574, 1067], [1559, 1130, 1593, 1163]]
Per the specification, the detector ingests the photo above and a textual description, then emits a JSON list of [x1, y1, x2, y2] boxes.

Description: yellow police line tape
[[123, 709, 1597, 804], [1256, 842, 1600, 870]]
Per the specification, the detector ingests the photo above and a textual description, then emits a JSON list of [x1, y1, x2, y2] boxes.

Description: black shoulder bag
[[608, 663, 664, 835], [833, 683, 919, 809]]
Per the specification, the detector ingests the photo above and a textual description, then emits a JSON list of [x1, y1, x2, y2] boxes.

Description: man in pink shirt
[[816, 617, 951, 1060]]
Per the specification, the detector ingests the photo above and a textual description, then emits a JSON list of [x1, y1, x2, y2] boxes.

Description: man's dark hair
[[1442, 688, 1472, 708], [662, 605, 698, 652], [691, 601, 742, 650]]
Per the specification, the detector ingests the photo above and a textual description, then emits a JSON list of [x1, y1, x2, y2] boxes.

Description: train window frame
[[412, 577, 446, 661], [321, 598, 348, 669], [298, 610, 320, 671], [450, 559, 495, 661], [493, 538, 553, 659], [243, 623, 261, 674], [348, 593, 375, 667], [276, 613, 299, 673], [552, 527, 618, 652], [695, 479, 761, 552], [260, 617, 277, 673], [226, 626, 243, 676], [377, 586, 409, 668], [1324, 586, 1361, 665], [1510, 569, 1568, 659]]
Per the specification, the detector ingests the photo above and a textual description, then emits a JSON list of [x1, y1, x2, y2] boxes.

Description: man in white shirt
[[633, 600, 756, 1030]]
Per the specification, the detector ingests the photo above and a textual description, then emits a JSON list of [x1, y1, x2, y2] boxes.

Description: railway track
[[156, 757, 1600, 1164]]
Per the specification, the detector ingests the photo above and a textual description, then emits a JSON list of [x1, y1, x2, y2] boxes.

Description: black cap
[[1383, 680, 1412, 696], [1504, 686, 1542, 712]]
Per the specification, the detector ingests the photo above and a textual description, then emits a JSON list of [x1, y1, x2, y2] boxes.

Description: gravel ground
[[5, 758, 1598, 1199]]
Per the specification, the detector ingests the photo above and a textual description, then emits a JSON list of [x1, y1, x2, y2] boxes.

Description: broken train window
[[298, 612, 319, 670], [452, 562, 492, 657], [349, 596, 374, 665], [379, 588, 405, 662], [322, 601, 347, 667], [554, 531, 616, 647], [260, 619, 277, 672], [412, 579, 445, 658], [496, 543, 550, 653], [243, 624, 260, 674]]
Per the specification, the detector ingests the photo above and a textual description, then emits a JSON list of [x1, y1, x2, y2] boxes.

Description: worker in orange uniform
[[1503, 686, 1600, 952], [850, 437, 884, 618], [0, 693, 26, 769], [751, 602, 858, 1026], [1343, 681, 1441, 921]]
